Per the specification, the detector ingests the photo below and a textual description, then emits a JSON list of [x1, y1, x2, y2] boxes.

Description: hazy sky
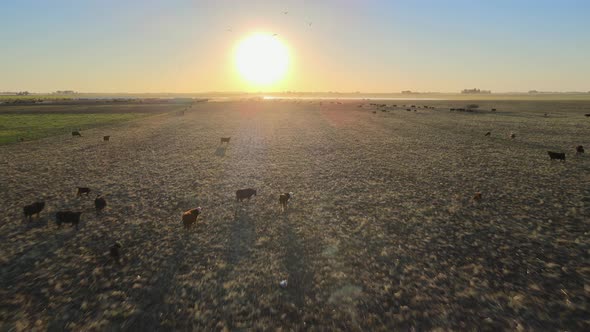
[[1, 0, 589, 93]]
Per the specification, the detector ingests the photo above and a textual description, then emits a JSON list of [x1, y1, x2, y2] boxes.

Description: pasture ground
[[0, 102, 190, 145], [0, 100, 589, 330]]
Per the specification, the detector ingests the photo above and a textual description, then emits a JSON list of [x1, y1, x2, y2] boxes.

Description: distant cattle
[[510, 133, 516, 139], [585, 113, 590, 117], [23, 201, 45, 221], [491, 108, 497, 112], [548, 151, 566, 161], [279, 192, 293, 211], [372, 111, 377, 114], [182, 207, 202, 229], [77, 187, 91, 197], [55, 211, 82, 229], [95, 195, 107, 215], [72, 131, 82, 137], [220, 137, 231, 144], [236, 188, 257, 202], [576, 145, 585, 154], [473, 192, 482, 201], [485, 131, 491, 136], [103, 136, 110, 141]]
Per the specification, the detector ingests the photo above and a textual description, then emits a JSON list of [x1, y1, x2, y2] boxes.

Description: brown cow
[[182, 207, 202, 229], [236, 188, 256, 202], [279, 192, 293, 211]]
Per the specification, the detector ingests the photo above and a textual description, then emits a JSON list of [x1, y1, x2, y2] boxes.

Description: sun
[[235, 33, 289, 87]]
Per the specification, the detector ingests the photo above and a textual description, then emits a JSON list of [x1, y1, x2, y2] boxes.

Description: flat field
[[0, 102, 188, 144], [0, 100, 589, 330]]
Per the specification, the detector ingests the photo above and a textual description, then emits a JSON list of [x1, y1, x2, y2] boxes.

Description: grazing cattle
[[236, 188, 257, 202], [485, 131, 491, 136], [182, 207, 202, 229], [548, 151, 566, 161], [491, 108, 497, 112], [510, 133, 516, 139], [103, 136, 110, 141], [450, 108, 456, 111], [55, 211, 82, 229], [77, 187, 91, 197], [220, 137, 231, 144], [381, 109, 387, 112], [95, 195, 107, 215], [406, 109, 411, 112], [576, 145, 584, 154], [72, 131, 82, 137], [585, 113, 590, 117], [279, 192, 294, 211], [110, 242, 122, 263], [473, 192, 482, 201], [23, 201, 45, 221]]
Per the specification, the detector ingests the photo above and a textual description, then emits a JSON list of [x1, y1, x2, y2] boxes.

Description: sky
[[1, 0, 589, 93]]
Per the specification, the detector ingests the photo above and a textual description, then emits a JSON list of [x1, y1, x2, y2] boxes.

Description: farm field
[[0, 100, 589, 330], [0, 102, 190, 144]]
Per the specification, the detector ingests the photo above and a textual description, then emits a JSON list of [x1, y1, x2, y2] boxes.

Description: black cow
[[95, 195, 107, 215], [77, 187, 91, 197], [103, 135, 110, 141], [72, 131, 82, 137], [585, 113, 590, 117], [485, 131, 491, 136], [23, 201, 45, 221], [110, 242, 122, 263], [220, 137, 231, 144], [236, 188, 257, 202], [548, 151, 566, 161], [55, 211, 82, 229], [576, 145, 585, 154]]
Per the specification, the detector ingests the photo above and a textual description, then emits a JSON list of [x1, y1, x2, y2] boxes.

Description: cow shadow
[[215, 146, 226, 157], [226, 208, 255, 265]]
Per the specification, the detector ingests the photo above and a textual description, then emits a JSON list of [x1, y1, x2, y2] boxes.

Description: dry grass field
[[1, 100, 589, 330]]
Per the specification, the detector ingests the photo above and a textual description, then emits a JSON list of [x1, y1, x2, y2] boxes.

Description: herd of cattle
[[367, 103, 586, 162], [18, 103, 585, 263], [23, 187, 292, 230]]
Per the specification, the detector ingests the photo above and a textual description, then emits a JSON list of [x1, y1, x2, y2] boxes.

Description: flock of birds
[[226, 9, 312, 37]]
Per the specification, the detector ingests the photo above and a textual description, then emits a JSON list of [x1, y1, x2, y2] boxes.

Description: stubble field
[[1, 100, 589, 330]]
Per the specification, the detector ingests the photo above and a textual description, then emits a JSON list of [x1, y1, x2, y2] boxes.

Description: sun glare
[[235, 33, 289, 87]]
